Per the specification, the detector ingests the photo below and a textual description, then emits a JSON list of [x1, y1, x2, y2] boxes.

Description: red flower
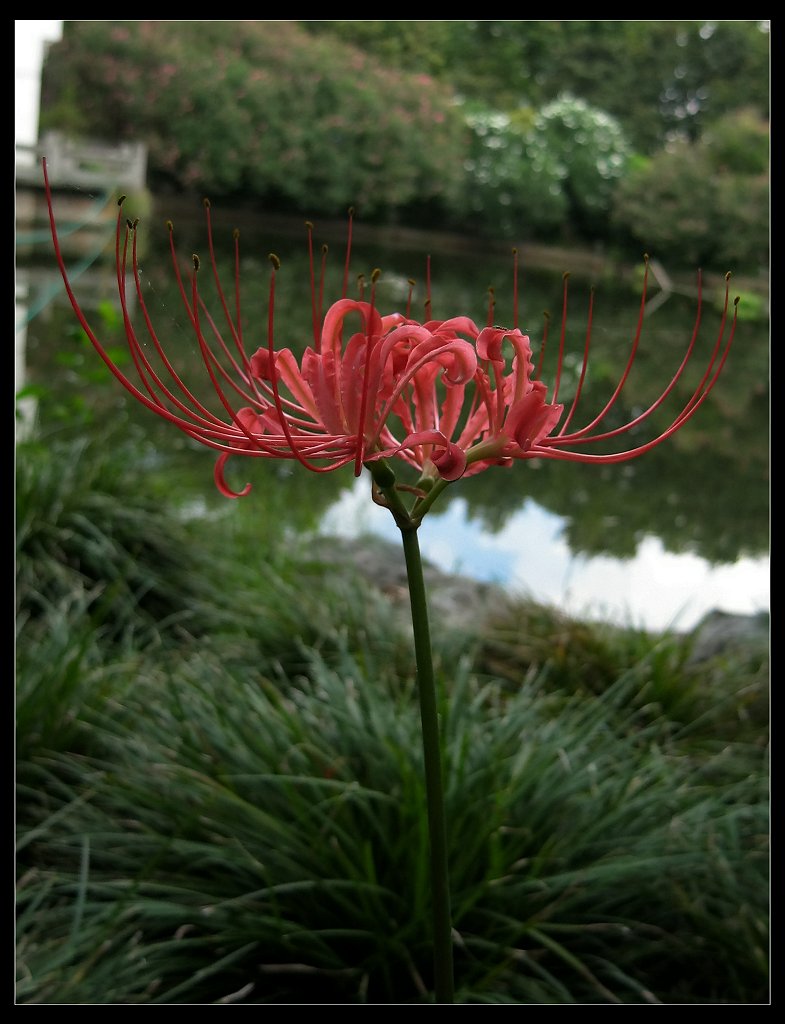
[[43, 159, 737, 500]]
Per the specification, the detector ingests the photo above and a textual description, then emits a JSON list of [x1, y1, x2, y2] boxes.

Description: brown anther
[[268, 253, 281, 270], [371, 268, 382, 283], [192, 254, 200, 271], [118, 194, 127, 207], [203, 198, 211, 209]]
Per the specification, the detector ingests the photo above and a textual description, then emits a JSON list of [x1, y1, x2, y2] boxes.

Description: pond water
[[17, 189, 769, 633]]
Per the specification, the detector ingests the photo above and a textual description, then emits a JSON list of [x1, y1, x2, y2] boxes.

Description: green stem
[[365, 459, 455, 1001], [399, 524, 455, 1004]]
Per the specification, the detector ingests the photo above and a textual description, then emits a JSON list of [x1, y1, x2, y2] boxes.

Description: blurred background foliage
[[40, 19, 769, 273]]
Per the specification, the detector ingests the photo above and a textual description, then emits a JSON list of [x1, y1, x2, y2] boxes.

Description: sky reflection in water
[[322, 478, 769, 633]]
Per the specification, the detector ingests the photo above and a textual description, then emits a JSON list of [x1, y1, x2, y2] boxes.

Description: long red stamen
[[233, 228, 243, 348], [44, 159, 139, 395], [544, 270, 737, 457], [46, 162, 358, 468], [534, 311, 550, 382], [157, 224, 261, 419], [425, 255, 432, 322], [265, 256, 333, 473], [190, 256, 265, 457], [306, 221, 319, 348], [162, 220, 263, 411], [318, 243, 328, 337], [124, 221, 199, 414], [47, 160, 245, 447], [354, 267, 382, 476], [342, 207, 354, 299], [120, 220, 165, 406], [406, 278, 416, 319], [202, 199, 243, 354], [558, 287, 594, 435], [558, 256, 650, 441], [675, 271, 729, 421], [512, 248, 519, 330], [534, 290, 736, 464], [551, 272, 570, 405]]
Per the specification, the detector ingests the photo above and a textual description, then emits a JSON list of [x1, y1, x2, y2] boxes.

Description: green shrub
[[532, 95, 631, 237], [459, 104, 567, 238]]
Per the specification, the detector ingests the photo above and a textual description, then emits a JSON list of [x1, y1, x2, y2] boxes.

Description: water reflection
[[322, 479, 769, 632]]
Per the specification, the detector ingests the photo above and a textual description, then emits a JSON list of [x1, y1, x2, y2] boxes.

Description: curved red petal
[[214, 452, 252, 498]]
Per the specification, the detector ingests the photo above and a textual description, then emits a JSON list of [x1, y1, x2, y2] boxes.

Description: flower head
[[43, 158, 737, 510]]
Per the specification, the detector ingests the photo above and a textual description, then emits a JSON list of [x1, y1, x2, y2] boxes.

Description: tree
[[302, 20, 770, 154]]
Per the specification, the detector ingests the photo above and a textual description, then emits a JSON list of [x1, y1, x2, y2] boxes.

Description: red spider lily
[[43, 158, 737, 500]]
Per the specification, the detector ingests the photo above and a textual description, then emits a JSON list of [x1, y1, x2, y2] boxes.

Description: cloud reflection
[[322, 479, 769, 633]]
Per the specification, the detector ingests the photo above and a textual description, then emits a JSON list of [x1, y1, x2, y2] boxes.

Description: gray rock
[[687, 609, 770, 664], [307, 534, 510, 635]]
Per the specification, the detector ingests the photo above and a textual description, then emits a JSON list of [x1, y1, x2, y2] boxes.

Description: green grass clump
[[16, 643, 768, 1004], [476, 601, 769, 750], [16, 434, 769, 1004]]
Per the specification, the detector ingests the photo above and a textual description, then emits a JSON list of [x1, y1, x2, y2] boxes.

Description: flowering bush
[[460, 104, 568, 237], [41, 21, 467, 216]]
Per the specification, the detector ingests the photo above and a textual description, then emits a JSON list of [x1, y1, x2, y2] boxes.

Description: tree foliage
[[41, 21, 468, 218], [613, 108, 769, 270], [39, 20, 769, 270], [301, 20, 770, 153]]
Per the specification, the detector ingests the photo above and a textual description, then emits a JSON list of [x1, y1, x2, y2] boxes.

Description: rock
[[687, 609, 770, 664], [306, 534, 510, 635]]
